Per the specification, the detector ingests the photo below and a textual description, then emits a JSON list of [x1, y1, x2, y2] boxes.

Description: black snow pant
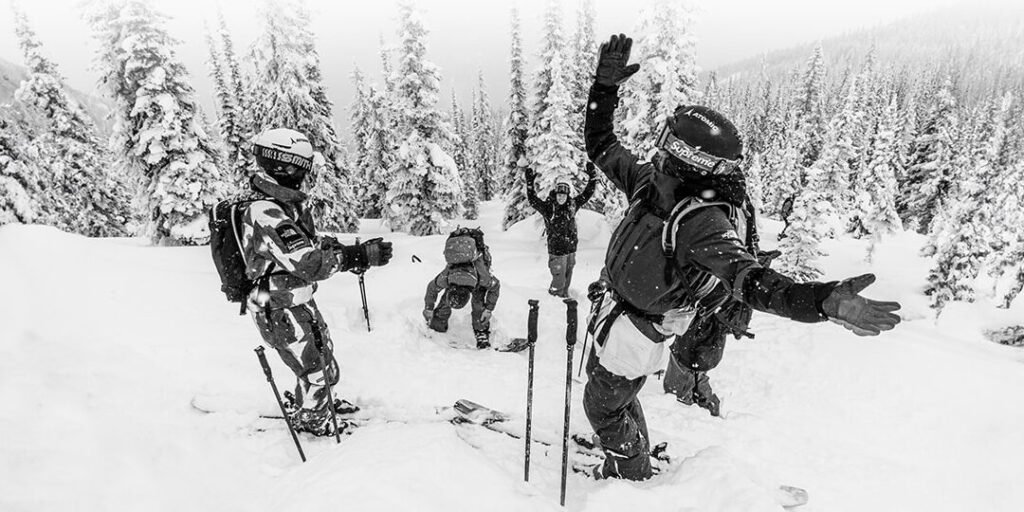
[[253, 299, 339, 412], [429, 288, 492, 334], [668, 313, 726, 372], [664, 314, 726, 413], [582, 349, 652, 481]]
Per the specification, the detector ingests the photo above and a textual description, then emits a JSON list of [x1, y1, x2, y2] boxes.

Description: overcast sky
[[0, 0, 961, 119]]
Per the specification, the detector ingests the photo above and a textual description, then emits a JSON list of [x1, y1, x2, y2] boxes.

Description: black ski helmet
[[252, 128, 314, 189], [655, 105, 743, 179]]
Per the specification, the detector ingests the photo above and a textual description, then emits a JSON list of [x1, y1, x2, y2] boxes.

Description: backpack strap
[[660, 197, 747, 311], [232, 199, 278, 316]]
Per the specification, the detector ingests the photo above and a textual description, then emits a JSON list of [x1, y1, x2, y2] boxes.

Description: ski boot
[[290, 407, 351, 437], [691, 371, 721, 417], [474, 329, 490, 350], [284, 391, 360, 417]]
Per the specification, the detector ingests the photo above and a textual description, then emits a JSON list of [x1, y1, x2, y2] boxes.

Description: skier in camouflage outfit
[[581, 35, 903, 481], [423, 256, 501, 349], [525, 164, 597, 297], [242, 128, 392, 436]]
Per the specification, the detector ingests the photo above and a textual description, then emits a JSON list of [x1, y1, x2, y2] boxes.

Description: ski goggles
[[252, 145, 314, 172], [655, 123, 742, 176]]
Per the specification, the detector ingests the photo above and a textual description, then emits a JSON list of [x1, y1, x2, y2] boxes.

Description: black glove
[[756, 249, 781, 268], [340, 237, 393, 271], [595, 34, 640, 87], [821, 274, 902, 336], [361, 237, 393, 267], [584, 162, 597, 177]]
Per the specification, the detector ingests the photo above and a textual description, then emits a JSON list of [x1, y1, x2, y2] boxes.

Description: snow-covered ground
[[2, 200, 1023, 512]]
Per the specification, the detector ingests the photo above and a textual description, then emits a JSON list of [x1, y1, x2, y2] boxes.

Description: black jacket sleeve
[[584, 83, 652, 198], [675, 207, 834, 323], [525, 172, 551, 217], [575, 173, 597, 209]]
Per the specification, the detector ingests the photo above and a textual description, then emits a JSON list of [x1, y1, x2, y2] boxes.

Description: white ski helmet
[[554, 181, 573, 196], [252, 128, 314, 188]]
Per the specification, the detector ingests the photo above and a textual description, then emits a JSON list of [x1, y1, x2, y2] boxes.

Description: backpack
[[626, 183, 761, 336], [443, 227, 492, 289], [209, 199, 276, 314], [446, 227, 492, 268]]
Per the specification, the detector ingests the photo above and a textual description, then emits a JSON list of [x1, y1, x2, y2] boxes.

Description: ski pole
[[354, 237, 371, 332], [312, 322, 342, 444], [255, 346, 306, 463], [524, 299, 539, 482], [561, 298, 578, 507], [357, 271, 370, 332]]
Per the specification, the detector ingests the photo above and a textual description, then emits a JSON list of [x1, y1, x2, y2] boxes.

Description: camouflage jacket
[[239, 174, 344, 310]]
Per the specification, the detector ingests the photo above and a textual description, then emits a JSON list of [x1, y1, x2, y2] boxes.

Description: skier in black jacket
[[581, 34, 903, 481], [525, 164, 597, 297]]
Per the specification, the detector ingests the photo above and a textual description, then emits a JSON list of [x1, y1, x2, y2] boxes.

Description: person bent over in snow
[[524, 163, 596, 297], [423, 228, 501, 349], [242, 128, 392, 436], [581, 35, 902, 481]]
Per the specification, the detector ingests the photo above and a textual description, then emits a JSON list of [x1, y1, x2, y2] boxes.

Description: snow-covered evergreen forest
[[2, 0, 1024, 509]]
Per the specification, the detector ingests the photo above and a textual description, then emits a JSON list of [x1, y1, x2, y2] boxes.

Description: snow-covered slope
[[2, 201, 1023, 512]]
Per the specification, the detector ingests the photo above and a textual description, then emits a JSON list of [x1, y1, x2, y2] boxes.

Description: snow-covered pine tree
[[250, 0, 358, 233], [620, 0, 700, 156], [384, 0, 463, 235], [793, 45, 828, 167], [860, 95, 904, 260], [762, 114, 806, 227], [210, 10, 249, 182], [898, 75, 958, 234], [776, 180, 827, 281], [0, 113, 38, 226], [704, 71, 720, 110], [745, 152, 767, 215], [349, 68, 379, 217], [87, 0, 225, 245], [13, 4, 131, 237], [204, 28, 244, 185], [569, 0, 597, 151], [808, 75, 862, 226], [501, 6, 532, 230], [526, 0, 580, 196], [923, 93, 1012, 312], [986, 94, 1024, 307], [471, 73, 500, 201], [454, 90, 479, 220]]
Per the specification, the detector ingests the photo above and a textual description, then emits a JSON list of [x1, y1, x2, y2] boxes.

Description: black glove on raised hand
[[585, 162, 597, 177], [595, 34, 640, 87], [821, 274, 902, 336]]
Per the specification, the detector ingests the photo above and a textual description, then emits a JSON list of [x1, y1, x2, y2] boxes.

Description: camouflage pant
[[429, 288, 492, 333], [253, 299, 339, 412]]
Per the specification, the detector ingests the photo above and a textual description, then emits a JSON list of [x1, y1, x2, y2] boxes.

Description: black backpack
[[209, 199, 276, 314]]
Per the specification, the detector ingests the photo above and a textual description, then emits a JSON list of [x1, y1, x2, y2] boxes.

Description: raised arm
[[524, 168, 551, 217], [575, 163, 598, 208], [585, 34, 651, 198]]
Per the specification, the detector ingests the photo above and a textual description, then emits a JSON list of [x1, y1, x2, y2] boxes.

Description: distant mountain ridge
[[709, 2, 1024, 101], [0, 55, 114, 136]]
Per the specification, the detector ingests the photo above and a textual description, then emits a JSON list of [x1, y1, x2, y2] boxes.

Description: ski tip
[[776, 485, 809, 508]]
